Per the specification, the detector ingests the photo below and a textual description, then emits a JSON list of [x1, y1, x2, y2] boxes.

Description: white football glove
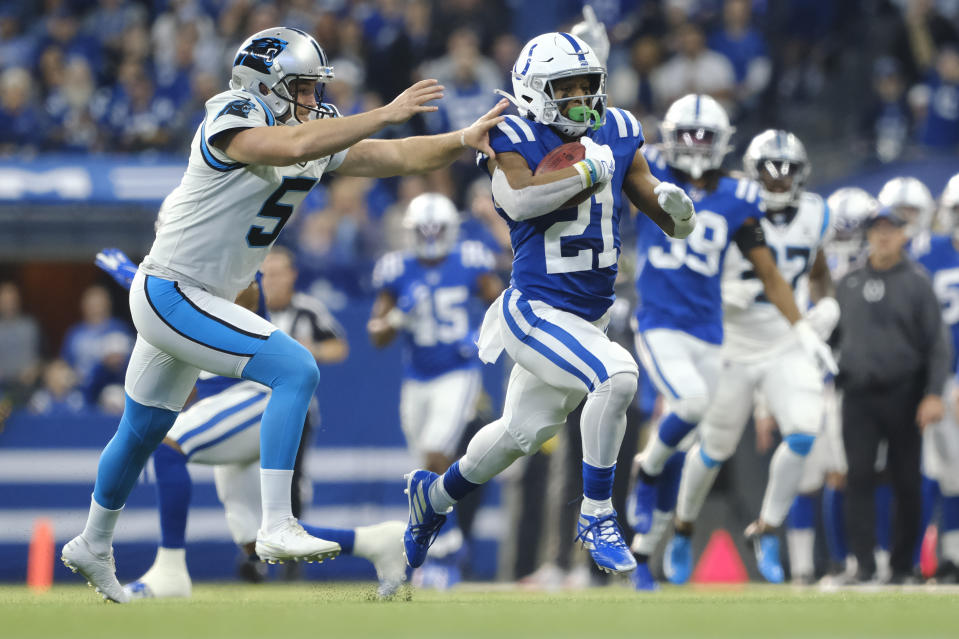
[[722, 278, 763, 311], [571, 5, 610, 64], [654, 182, 696, 238], [794, 319, 838, 375], [579, 136, 615, 185], [805, 297, 840, 340]]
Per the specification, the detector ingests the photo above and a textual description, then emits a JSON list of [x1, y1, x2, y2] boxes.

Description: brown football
[[534, 141, 599, 209]]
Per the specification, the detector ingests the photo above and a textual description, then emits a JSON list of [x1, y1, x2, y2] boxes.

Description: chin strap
[[493, 89, 526, 112]]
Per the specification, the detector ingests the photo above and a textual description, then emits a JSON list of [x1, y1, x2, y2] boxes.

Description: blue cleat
[[629, 477, 658, 534], [663, 533, 693, 585], [403, 470, 448, 569], [576, 511, 637, 574], [631, 561, 659, 591], [745, 521, 784, 583]]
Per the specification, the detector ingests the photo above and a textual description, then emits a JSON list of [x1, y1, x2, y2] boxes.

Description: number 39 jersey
[[140, 89, 347, 301], [721, 191, 830, 359], [373, 241, 495, 380], [915, 234, 959, 373], [478, 110, 644, 322], [635, 146, 762, 344]]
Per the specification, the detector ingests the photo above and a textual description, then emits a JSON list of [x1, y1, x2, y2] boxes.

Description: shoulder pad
[[206, 89, 274, 126], [372, 251, 406, 288], [733, 177, 762, 204], [495, 114, 538, 145], [459, 240, 495, 270], [606, 108, 642, 139]]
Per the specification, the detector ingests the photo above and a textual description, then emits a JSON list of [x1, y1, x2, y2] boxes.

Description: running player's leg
[[935, 382, 959, 578], [788, 433, 829, 584]]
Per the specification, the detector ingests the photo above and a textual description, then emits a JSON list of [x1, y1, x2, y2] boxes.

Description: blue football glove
[[95, 248, 138, 290]]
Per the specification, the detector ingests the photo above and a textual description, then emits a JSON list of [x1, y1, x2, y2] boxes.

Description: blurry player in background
[[401, 32, 698, 576], [912, 173, 959, 582], [786, 187, 877, 585], [94, 249, 408, 599], [627, 97, 835, 590], [665, 130, 835, 585], [878, 176, 936, 253], [62, 25, 507, 602], [368, 193, 503, 588]]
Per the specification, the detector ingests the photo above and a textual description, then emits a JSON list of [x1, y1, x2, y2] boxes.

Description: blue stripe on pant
[[501, 291, 595, 391], [637, 331, 680, 399], [176, 393, 265, 446], [144, 275, 267, 357]]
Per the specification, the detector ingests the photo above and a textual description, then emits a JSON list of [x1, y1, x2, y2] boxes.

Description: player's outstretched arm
[[217, 79, 445, 166], [367, 291, 403, 348], [807, 251, 834, 302], [623, 149, 695, 238], [334, 100, 509, 178]]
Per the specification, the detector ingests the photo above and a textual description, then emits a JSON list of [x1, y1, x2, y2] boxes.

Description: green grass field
[[2, 583, 957, 639]]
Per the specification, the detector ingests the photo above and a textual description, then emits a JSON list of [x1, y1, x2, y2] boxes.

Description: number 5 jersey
[[141, 89, 346, 301]]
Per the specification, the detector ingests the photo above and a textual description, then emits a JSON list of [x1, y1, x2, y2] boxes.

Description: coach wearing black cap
[[835, 205, 950, 583]]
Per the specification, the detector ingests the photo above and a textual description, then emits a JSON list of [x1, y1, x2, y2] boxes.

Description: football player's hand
[[461, 99, 508, 159], [579, 136, 615, 184], [794, 319, 838, 375], [382, 79, 445, 125], [95, 248, 138, 290], [654, 182, 694, 224], [722, 279, 763, 310], [805, 297, 840, 340], [571, 5, 610, 64], [916, 395, 944, 432]]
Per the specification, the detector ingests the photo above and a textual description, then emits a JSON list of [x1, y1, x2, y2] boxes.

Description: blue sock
[[822, 485, 848, 562], [582, 462, 615, 501], [153, 443, 191, 549], [789, 494, 816, 530], [658, 414, 697, 447], [915, 475, 941, 565], [875, 483, 892, 552], [442, 460, 480, 502], [657, 451, 685, 512], [93, 394, 179, 510], [942, 495, 959, 533], [300, 525, 354, 554], [241, 331, 319, 470]]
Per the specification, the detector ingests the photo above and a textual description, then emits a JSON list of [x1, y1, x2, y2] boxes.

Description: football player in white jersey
[[61, 26, 508, 602], [664, 130, 836, 584]]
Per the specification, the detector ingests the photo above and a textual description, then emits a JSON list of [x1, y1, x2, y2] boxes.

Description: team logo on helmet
[[234, 37, 288, 74]]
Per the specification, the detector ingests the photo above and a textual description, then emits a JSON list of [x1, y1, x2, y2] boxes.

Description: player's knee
[[784, 432, 816, 457], [245, 331, 319, 393], [121, 394, 178, 448], [671, 393, 710, 424], [605, 369, 638, 407], [701, 429, 736, 463]]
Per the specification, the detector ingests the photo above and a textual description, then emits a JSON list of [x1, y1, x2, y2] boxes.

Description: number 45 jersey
[[478, 110, 644, 322], [635, 146, 762, 345], [140, 89, 347, 301], [721, 191, 830, 359]]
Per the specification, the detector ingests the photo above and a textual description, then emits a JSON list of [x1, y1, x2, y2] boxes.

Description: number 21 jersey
[[141, 89, 346, 301], [479, 110, 644, 322]]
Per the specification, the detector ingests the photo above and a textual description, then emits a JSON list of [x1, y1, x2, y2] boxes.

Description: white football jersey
[[140, 89, 347, 300], [721, 191, 829, 360]]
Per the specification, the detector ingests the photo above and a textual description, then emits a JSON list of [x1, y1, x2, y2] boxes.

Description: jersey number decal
[[544, 186, 616, 274], [246, 177, 318, 247], [934, 267, 959, 325], [741, 245, 811, 303], [411, 285, 469, 346], [647, 210, 728, 275]]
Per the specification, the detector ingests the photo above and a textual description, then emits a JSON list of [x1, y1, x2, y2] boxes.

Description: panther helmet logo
[[234, 37, 289, 74]]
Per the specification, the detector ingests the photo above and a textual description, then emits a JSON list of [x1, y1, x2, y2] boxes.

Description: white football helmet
[[938, 173, 959, 238], [743, 129, 810, 211], [827, 187, 878, 243], [660, 94, 734, 180], [500, 32, 607, 137], [404, 193, 460, 260], [229, 27, 336, 124], [877, 176, 935, 234]]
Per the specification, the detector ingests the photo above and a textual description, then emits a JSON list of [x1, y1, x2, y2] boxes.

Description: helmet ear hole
[[258, 82, 269, 95]]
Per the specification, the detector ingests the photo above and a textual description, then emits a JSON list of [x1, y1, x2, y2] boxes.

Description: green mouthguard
[[568, 105, 602, 131]]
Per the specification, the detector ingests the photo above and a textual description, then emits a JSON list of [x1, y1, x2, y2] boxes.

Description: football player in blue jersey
[[912, 174, 959, 582], [627, 95, 836, 587], [94, 249, 409, 599], [400, 31, 701, 576], [368, 193, 503, 588]]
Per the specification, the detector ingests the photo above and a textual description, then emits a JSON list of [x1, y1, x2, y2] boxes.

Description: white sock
[[428, 477, 456, 513], [631, 509, 672, 555], [153, 547, 188, 573], [760, 442, 806, 527], [640, 434, 675, 476], [581, 497, 614, 517], [259, 468, 294, 531], [81, 494, 122, 555], [942, 530, 959, 564], [676, 443, 722, 524], [787, 529, 815, 580]]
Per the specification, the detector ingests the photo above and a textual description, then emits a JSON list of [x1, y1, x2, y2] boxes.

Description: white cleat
[[255, 517, 341, 564], [123, 564, 192, 599], [356, 521, 408, 598], [61, 535, 130, 604]]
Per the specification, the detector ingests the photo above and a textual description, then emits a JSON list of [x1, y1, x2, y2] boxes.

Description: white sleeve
[[326, 147, 349, 172], [202, 90, 273, 166], [491, 166, 590, 221]]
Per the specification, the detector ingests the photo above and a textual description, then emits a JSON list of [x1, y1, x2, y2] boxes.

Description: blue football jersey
[[478, 110, 645, 321], [635, 145, 764, 344], [373, 241, 495, 380], [915, 233, 959, 373]]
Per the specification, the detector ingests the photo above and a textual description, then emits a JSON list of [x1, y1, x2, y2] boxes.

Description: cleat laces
[[576, 513, 630, 551]]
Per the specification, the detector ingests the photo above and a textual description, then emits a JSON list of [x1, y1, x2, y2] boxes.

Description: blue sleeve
[[487, 115, 542, 171]]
